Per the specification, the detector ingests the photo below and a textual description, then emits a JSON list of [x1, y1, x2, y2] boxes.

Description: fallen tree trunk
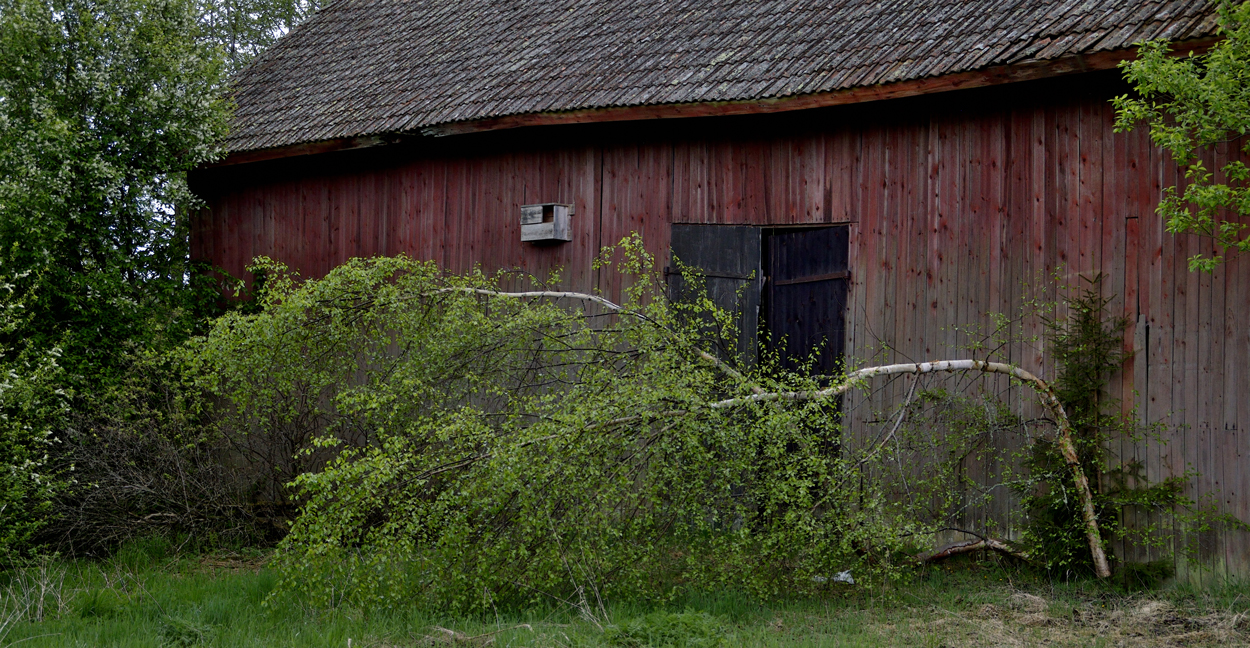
[[440, 289, 1112, 580]]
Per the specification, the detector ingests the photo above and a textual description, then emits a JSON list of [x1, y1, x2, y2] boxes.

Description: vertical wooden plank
[[1204, 250, 1224, 575], [860, 123, 888, 366], [828, 125, 857, 225], [933, 115, 958, 363], [838, 124, 865, 380], [1229, 252, 1250, 576], [300, 175, 325, 276], [1117, 128, 1139, 413], [1031, 105, 1052, 375], [670, 139, 697, 224], [1157, 140, 1186, 574], [1124, 122, 1155, 561], [561, 145, 601, 295], [385, 164, 404, 261], [268, 182, 291, 272], [985, 111, 1012, 530], [800, 131, 827, 224], [1078, 99, 1103, 280], [899, 120, 926, 365], [764, 137, 789, 224], [216, 193, 235, 278], [325, 175, 343, 268], [1056, 96, 1080, 307], [394, 161, 416, 259], [440, 156, 466, 274], [713, 137, 740, 225], [215, 192, 235, 279], [1007, 105, 1035, 408], [598, 139, 673, 302], [357, 170, 377, 260], [1176, 164, 1203, 580], [743, 138, 768, 225], [420, 157, 450, 266], [1093, 100, 1129, 560]]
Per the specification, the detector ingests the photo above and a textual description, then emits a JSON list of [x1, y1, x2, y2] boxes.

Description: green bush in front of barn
[[188, 236, 925, 611]]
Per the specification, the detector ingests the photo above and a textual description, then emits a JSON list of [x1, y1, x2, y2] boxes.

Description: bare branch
[[916, 537, 1031, 564]]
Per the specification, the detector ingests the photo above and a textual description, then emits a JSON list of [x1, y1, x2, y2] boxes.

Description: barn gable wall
[[191, 71, 1250, 578]]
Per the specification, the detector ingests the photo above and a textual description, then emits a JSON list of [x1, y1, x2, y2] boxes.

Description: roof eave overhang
[[208, 36, 1219, 168]]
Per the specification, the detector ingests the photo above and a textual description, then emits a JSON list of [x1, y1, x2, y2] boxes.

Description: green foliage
[[0, 0, 242, 561], [604, 611, 730, 647], [0, 0, 232, 391], [189, 237, 913, 611], [1015, 279, 1130, 575], [1114, 1, 1250, 271], [0, 275, 68, 566], [1012, 278, 1244, 577], [882, 387, 1028, 544]]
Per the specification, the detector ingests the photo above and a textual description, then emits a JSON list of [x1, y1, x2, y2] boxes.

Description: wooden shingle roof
[[224, 0, 1217, 155]]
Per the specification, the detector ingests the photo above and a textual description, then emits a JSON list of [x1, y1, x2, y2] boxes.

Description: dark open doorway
[[763, 226, 849, 377], [668, 224, 849, 375]]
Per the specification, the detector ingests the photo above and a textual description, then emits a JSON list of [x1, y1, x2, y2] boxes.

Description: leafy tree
[[0, 274, 67, 564], [197, 0, 320, 72], [0, 0, 232, 389], [1114, 1, 1250, 271], [0, 0, 237, 558]]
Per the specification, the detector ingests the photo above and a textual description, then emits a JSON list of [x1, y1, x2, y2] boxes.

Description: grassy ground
[[3, 543, 1249, 647]]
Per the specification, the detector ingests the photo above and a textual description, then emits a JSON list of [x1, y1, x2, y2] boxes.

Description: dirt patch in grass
[[870, 594, 1249, 647], [195, 550, 269, 573]]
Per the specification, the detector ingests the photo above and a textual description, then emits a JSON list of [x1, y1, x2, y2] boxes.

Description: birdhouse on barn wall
[[520, 203, 573, 243]]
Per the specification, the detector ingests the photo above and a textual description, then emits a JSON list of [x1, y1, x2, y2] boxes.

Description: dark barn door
[[669, 225, 762, 365], [764, 227, 849, 376]]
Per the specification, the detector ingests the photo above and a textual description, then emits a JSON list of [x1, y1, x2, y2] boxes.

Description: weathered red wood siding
[[191, 72, 1250, 577]]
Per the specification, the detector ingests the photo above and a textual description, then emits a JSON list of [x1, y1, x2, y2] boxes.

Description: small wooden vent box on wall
[[520, 203, 573, 243]]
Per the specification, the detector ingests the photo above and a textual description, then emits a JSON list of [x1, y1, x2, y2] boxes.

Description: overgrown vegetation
[[189, 239, 916, 611], [1114, 0, 1250, 271], [0, 0, 321, 563], [0, 274, 66, 565], [2, 546, 1250, 648], [159, 235, 1239, 614], [1017, 279, 1146, 576]]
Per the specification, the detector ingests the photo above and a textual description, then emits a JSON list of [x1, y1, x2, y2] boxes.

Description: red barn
[[189, 0, 1250, 576]]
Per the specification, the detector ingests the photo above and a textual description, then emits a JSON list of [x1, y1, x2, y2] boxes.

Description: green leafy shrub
[[1114, 0, 1250, 271], [1014, 277, 1244, 577], [0, 275, 67, 565], [1012, 279, 1131, 575], [190, 237, 913, 611]]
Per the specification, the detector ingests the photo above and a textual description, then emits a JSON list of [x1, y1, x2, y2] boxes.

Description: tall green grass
[[3, 541, 1249, 647]]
